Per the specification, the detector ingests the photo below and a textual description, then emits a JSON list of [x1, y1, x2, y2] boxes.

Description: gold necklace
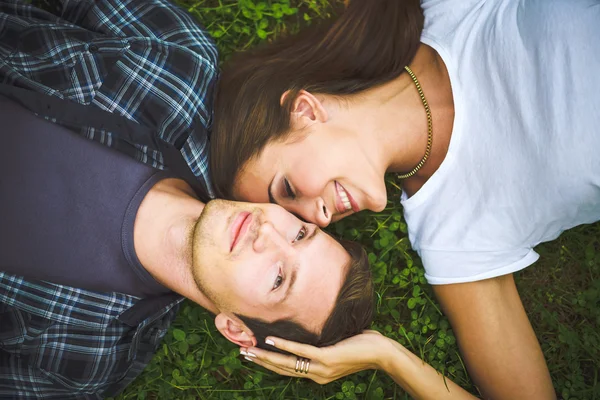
[[397, 65, 433, 179]]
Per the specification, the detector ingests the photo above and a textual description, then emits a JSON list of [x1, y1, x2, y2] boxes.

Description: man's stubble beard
[[188, 200, 264, 310], [189, 200, 222, 304]]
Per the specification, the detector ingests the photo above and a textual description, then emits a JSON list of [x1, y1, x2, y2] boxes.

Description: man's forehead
[[289, 243, 347, 331]]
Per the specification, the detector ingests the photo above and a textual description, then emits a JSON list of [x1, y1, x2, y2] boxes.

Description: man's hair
[[236, 239, 374, 354]]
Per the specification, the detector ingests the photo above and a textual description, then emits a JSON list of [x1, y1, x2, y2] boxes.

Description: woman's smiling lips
[[230, 211, 253, 251], [334, 181, 360, 214]]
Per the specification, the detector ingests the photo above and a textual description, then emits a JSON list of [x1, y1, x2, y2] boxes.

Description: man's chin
[[198, 199, 233, 223], [192, 199, 238, 261]]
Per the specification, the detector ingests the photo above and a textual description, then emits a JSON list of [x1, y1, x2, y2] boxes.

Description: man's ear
[[214, 313, 257, 348], [281, 90, 328, 125]]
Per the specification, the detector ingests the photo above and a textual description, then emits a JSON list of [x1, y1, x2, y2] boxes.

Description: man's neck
[[134, 178, 218, 314]]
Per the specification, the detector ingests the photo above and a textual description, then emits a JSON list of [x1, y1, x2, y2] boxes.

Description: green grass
[[114, 1, 600, 399]]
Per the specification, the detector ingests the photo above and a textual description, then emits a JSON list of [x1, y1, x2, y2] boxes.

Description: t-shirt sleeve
[[420, 247, 540, 285]]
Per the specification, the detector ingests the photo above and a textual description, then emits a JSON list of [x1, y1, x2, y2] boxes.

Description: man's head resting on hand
[[192, 200, 374, 353]]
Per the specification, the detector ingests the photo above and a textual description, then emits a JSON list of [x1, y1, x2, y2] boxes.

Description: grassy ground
[[114, 1, 600, 399]]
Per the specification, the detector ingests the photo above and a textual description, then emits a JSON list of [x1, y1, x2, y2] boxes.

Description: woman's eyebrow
[[268, 177, 279, 205], [268, 179, 312, 222]]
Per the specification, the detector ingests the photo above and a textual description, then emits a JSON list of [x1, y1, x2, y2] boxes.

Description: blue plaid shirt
[[0, 0, 217, 397], [0, 0, 218, 196]]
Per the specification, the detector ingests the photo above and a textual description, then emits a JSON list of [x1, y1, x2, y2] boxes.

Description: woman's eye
[[294, 226, 307, 242], [273, 274, 284, 290], [283, 178, 295, 199]]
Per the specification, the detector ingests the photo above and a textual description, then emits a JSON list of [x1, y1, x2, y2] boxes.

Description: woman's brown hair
[[210, 0, 424, 198]]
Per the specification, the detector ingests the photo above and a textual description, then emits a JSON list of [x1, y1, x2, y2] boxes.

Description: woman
[[210, 0, 600, 398]]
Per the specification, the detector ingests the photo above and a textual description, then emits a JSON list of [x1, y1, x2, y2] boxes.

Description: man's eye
[[283, 178, 296, 199], [273, 274, 284, 290], [294, 226, 307, 242]]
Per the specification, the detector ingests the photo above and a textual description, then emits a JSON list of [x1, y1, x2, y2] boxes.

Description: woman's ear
[[214, 313, 257, 348], [281, 90, 328, 125]]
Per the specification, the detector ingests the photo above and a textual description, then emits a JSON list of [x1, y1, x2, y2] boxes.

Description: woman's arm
[[433, 274, 556, 399], [240, 331, 477, 400], [381, 338, 476, 400]]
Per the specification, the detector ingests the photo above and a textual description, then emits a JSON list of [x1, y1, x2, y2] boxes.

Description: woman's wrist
[[373, 336, 411, 372]]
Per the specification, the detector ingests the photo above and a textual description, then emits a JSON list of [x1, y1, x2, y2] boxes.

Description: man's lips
[[230, 211, 252, 251]]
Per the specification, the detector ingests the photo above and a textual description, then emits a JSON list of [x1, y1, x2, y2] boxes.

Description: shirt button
[[88, 44, 99, 53]]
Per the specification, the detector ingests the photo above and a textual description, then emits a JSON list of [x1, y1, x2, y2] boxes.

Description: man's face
[[192, 200, 349, 334]]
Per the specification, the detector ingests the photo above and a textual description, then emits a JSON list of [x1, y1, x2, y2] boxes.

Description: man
[[0, 0, 216, 397], [0, 0, 374, 397], [0, 93, 373, 398]]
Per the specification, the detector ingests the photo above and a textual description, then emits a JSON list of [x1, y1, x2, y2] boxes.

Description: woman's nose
[[313, 198, 332, 228]]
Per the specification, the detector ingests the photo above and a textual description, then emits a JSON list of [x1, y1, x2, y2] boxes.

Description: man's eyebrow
[[305, 225, 319, 243], [280, 228, 319, 304], [281, 266, 297, 304]]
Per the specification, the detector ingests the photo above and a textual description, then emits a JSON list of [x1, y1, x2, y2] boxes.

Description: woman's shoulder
[[420, 0, 486, 42]]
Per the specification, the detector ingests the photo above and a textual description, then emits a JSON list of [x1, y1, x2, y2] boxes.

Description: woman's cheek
[[369, 191, 388, 212], [295, 170, 329, 197]]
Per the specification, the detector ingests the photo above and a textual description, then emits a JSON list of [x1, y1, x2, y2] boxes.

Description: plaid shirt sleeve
[[0, 272, 184, 399], [0, 0, 218, 196]]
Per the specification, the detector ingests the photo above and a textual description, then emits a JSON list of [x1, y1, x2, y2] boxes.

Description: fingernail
[[244, 356, 254, 362], [240, 350, 248, 356], [265, 339, 275, 346], [246, 351, 256, 357]]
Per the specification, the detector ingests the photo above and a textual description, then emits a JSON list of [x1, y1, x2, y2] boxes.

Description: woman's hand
[[239, 330, 392, 385], [241, 331, 478, 399]]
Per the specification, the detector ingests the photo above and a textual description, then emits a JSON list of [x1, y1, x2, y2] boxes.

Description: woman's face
[[233, 123, 388, 227]]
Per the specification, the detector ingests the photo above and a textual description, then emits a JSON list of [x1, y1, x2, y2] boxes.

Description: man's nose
[[252, 221, 289, 253]]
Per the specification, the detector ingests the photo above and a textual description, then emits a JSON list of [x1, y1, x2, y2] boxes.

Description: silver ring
[[295, 357, 301, 373]]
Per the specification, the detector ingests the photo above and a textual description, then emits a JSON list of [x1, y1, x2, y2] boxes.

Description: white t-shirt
[[403, 0, 600, 284]]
